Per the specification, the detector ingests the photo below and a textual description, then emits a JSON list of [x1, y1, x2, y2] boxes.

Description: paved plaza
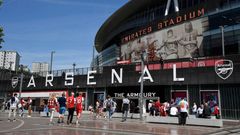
[[0, 112, 239, 135]]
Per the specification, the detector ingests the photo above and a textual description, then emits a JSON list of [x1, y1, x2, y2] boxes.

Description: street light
[[19, 65, 24, 98], [139, 50, 146, 121], [9, 61, 13, 75], [92, 45, 95, 70], [219, 26, 226, 57], [73, 63, 76, 75], [50, 51, 55, 73], [220, 15, 240, 57]]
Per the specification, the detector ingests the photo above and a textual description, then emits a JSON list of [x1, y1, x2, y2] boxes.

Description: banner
[[120, 17, 208, 63]]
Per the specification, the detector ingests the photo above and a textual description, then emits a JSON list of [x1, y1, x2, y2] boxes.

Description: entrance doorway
[[171, 90, 188, 104], [94, 92, 105, 109], [113, 97, 159, 113], [200, 90, 220, 113]]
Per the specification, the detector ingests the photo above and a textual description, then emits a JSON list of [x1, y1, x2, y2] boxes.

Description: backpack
[[11, 97, 15, 104], [106, 100, 112, 109]]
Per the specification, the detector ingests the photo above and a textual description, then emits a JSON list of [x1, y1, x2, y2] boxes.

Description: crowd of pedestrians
[[3, 92, 221, 126], [147, 98, 221, 126], [6, 94, 33, 122]]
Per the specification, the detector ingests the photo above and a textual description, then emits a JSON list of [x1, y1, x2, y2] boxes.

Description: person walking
[[8, 93, 19, 122], [203, 103, 211, 119], [19, 98, 26, 117], [121, 94, 130, 122], [111, 98, 117, 118], [192, 102, 197, 117], [1, 100, 6, 112], [95, 100, 100, 118], [178, 98, 188, 126], [58, 92, 66, 123], [197, 104, 204, 118], [130, 101, 136, 119], [67, 92, 75, 125], [26, 97, 32, 117], [48, 94, 58, 124], [75, 92, 83, 125], [104, 95, 114, 120]]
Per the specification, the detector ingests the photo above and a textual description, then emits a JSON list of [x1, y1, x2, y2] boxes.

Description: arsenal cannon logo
[[215, 60, 233, 80], [11, 76, 19, 88]]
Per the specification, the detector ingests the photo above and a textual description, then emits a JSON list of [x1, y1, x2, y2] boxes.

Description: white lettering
[[27, 75, 36, 87], [87, 70, 97, 85], [65, 72, 74, 86], [114, 92, 156, 97], [138, 66, 154, 83], [45, 73, 53, 87], [111, 68, 123, 84], [173, 64, 184, 81]]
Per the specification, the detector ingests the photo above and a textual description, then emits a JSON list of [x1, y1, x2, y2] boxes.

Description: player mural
[[120, 17, 208, 63]]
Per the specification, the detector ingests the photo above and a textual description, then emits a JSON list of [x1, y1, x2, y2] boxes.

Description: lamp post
[[50, 51, 55, 73], [92, 45, 95, 69], [9, 61, 13, 75], [219, 26, 225, 57], [19, 65, 24, 98], [139, 51, 146, 121], [73, 63, 76, 75]]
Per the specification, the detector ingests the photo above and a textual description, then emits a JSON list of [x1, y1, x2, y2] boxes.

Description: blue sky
[[0, 0, 128, 70]]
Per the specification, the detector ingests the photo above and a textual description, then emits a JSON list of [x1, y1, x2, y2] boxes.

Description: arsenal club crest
[[11, 76, 19, 88], [215, 60, 233, 80]]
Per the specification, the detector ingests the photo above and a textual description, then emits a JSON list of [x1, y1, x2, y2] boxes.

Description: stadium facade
[[8, 0, 240, 119]]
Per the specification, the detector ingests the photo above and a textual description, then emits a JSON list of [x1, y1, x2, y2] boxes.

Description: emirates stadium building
[[7, 0, 240, 120], [92, 0, 240, 119]]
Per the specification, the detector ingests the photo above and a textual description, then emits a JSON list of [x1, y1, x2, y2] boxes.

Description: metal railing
[[33, 54, 240, 77], [221, 109, 240, 120]]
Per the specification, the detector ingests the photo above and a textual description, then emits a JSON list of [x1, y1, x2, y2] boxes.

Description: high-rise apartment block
[[0, 51, 20, 71], [32, 62, 49, 73]]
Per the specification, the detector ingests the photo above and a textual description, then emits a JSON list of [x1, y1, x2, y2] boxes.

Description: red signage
[[117, 60, 131, 65]]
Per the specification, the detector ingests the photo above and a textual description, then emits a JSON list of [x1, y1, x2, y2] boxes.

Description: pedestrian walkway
[[0, 112, 238, 135], [208, 125, 240, 135]]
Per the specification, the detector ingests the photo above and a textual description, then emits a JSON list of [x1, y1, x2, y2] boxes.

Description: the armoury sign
[[25, 64, 184, 88], [114, 92, 156, 98], [215, 59, 233, 80]]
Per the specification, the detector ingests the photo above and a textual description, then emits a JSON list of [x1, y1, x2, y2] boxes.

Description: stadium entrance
[[107, 86, 166, 113]]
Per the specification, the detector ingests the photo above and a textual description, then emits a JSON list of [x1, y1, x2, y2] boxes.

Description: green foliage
[[0, 27, 3, 45], [0, 1, 4, 46]]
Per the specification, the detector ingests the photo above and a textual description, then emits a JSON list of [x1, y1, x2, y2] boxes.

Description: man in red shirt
[[155, 99, 161, 116], [76, 92, 83, 125], [67, 92, 75, 125], [214, 104, 220, 119]]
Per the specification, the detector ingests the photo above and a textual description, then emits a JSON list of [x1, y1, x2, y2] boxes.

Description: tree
[[0, 0, 4, 48], [0, 27, 4, 46]]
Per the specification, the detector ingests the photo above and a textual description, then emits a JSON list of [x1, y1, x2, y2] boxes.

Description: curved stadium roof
[[94, 0, 165, 53]]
